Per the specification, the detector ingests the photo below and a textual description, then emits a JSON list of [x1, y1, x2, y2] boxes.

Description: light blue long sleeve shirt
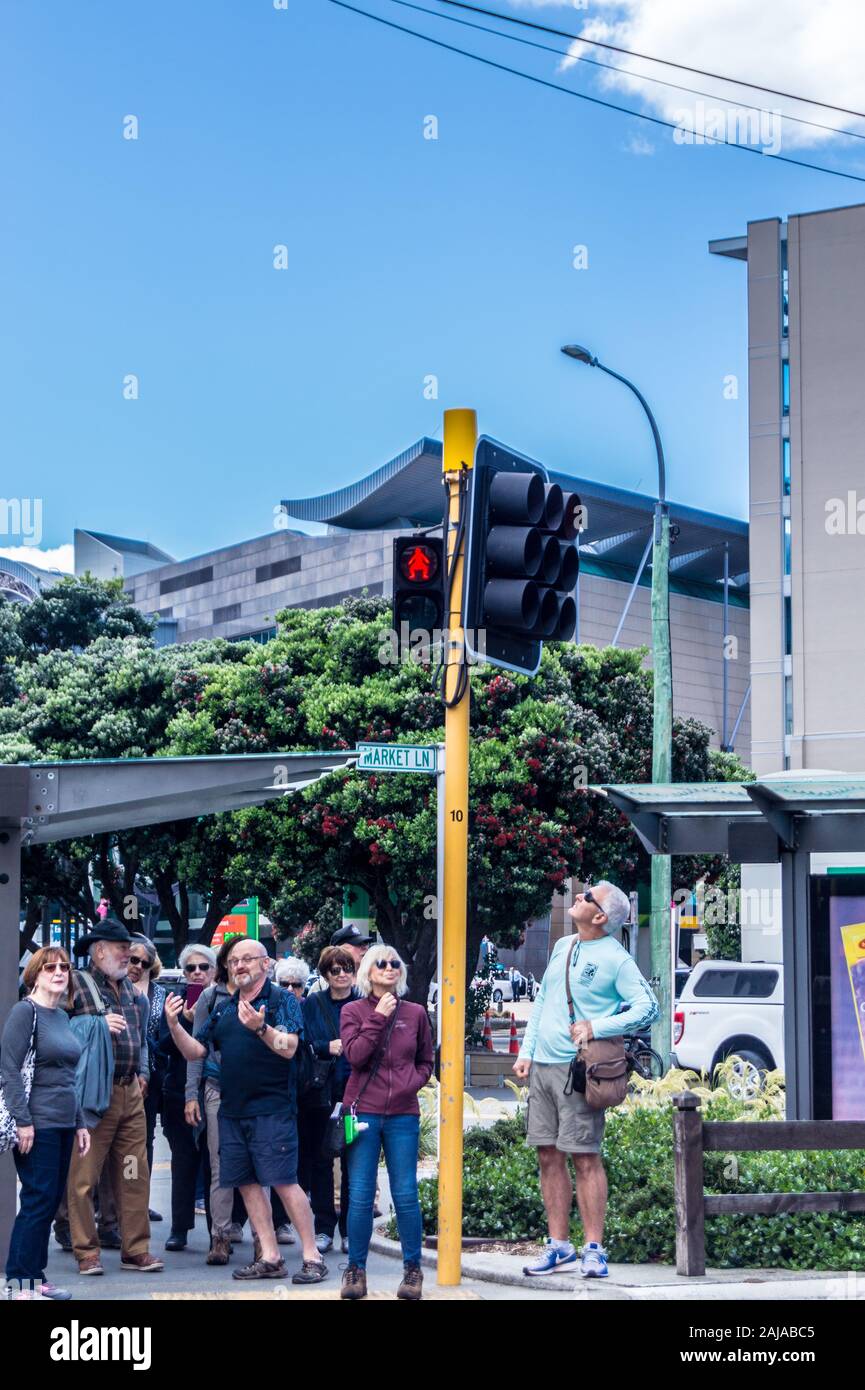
[[519, 933, 659, 1064]]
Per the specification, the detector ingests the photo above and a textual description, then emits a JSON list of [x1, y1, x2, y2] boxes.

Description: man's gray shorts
[[525, 1062, 605, 1154]]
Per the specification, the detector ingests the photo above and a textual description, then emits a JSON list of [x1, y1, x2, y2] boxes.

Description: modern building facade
[[711, 201, 865, 776], [89, 436, 751, 760]]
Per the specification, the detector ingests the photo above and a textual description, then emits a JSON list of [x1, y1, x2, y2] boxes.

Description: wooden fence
[[672, 1091, 865, 1276]]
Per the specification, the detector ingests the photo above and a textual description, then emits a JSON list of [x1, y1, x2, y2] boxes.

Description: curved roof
[[282, 437, 749, 591]]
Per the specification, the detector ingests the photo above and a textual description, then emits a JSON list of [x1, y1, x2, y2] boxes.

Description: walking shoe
[[206, 1236, 231, 1266], [315, 1232, 333, 1253], [77, 1256, 104, 1276], [275, 1224, 296, 1245], [339, 1235, 350, 1253], [228, 1223, 244, 1244], [165, 1231, 188, 1251], [579, 1242, 609, 1278], [39, 1281, 72, 1301], [522, 1240, 578, 1276], [54, 1225, 73, 1252], [232, 1257, 287, 1281], [148, 1208, 163, 1222], [396, 1262, 423, 1300], [292, 1258, 328, 1285], [340, 1264, 367, 1300], [98, 1230, 122, 1250], [120, 1252, 165, 1272]]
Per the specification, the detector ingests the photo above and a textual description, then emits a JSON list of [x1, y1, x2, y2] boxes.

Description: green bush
[[410, 1081, 865, 1270]]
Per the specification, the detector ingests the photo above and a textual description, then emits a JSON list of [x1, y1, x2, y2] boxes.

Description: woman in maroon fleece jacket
[[339, 947, 433, 1302]]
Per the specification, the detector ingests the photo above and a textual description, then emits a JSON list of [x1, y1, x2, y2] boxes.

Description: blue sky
[[2, 0, 863, 566]]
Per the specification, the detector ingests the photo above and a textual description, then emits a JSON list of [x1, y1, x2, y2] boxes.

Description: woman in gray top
[[2, 946, 91, 1300]]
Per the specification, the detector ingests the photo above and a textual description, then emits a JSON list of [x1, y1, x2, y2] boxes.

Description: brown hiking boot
[[340, 1264, 368, 1300], [77, 1256, 104, 1276], [206, 1236, 231, 1266], [232, 1256, 286, 1281], [397, 1262, 423, 1300], [120, 1252, 164, 1272]]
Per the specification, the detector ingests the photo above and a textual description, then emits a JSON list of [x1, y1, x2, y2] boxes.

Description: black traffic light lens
[[543, 483, 564, 532], [558, 543, 579, 591], [539, 534, 561, 584], [399, 593, 441, 631], [556, 595, 577, 640], [532, 586, 561, 637], [558, 491, 582, 540], [484, 577, 539, 630], [487, 526, 542, 578], [399, 543, 439, 584], [489, 471, 545, 526]]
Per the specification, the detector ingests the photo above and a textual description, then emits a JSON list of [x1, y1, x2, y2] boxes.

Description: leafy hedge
[[411, 1078, 865, 1271]]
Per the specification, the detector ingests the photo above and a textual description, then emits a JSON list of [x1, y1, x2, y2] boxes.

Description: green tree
[[13, 574, 155, 653]]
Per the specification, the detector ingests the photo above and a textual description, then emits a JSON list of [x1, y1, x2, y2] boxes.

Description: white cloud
[[0, 544, 74, 574], [624, 132, 654, 156], [510, 0, 865, 149]]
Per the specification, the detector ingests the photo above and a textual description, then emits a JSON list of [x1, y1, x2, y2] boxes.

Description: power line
[[385, 0, 865, 144], [437, 0, 865, 122], [326, 0, 865, 184]]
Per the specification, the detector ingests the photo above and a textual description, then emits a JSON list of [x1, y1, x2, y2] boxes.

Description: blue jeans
[[6, 1127, 75, 1283], [347, 1113, 422, 1269]]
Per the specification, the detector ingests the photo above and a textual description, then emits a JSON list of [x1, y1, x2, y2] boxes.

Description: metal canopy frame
[[597, 776, 865, 1121], [0, 751, 357, 1250]]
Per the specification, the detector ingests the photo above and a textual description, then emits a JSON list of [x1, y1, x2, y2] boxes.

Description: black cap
[[331, 924, 374, 948], [74, 916, 135, 955]]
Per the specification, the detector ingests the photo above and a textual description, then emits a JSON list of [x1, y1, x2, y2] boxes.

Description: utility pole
[[437, 407, 475, 1285]]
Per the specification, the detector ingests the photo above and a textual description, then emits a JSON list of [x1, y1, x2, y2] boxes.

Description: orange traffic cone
[[482, 1011, 494, 1052], [508, 1012, 519, 1056]]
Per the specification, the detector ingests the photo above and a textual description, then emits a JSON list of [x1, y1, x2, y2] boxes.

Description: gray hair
[[355, 945, 408, 999], [275, 956, 310, 988], [178, 943, 217, 972], [129, 933, 157, 967], [594, 881, 631, 934]]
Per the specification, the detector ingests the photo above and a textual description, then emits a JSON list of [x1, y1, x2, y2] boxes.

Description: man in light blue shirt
[[513, 881, 658, 1279]]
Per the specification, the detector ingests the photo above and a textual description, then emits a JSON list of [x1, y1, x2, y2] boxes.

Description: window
[[295, 582, 384, 610], [692, 968, 779, 999], [228, 627, 278, 645], [256, 556, 301, 583], [160, 565, 213, 596], [782, 361, 790, 416], [783, 517, 792, 575], [781, 240, 789, 338], [785, 674, 794, 735], [213, 602, 241, 624], [784, 595, 792, 656], [782, 438, 791, 495]]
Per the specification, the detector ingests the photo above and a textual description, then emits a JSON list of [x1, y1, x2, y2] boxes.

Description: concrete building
[[711, 201, 865, 776], [85, 436, 751, 761]]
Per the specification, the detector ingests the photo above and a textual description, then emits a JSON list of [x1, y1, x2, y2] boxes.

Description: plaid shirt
[[69, 965, 142, 1082]]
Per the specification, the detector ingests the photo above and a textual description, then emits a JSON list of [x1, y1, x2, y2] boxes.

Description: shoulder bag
[[562, 939, 629, 1111], [0, 1000, 38, 1153], [321, 1002, 400, 1159]]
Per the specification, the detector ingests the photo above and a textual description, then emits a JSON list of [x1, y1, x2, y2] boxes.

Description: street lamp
[[561, 343, 673, 1068]]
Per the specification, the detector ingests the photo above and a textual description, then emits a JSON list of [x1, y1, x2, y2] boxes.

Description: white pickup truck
[[672, 959, 783, 1097]]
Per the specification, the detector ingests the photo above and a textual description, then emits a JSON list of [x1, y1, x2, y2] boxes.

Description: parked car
[[427, 972, 538, 1008], [672, 959, 783, 1097]]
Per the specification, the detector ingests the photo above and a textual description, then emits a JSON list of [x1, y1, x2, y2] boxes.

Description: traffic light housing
[[392, 535, 445, 660], [462, 438, 580, 675]]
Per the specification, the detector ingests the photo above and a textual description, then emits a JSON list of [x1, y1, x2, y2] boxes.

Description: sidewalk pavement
[[368, 1234, 864, 1301]]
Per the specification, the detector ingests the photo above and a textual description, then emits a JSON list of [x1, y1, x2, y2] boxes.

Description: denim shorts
[[218, 1111, 299, 1187]]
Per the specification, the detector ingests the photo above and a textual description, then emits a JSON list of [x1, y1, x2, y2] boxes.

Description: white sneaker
[[276, 1225, 296, 1246], [315, 1233, 333, 1253]]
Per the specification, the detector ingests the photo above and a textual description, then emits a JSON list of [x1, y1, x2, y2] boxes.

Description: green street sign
[[356, 743, 438, 774]]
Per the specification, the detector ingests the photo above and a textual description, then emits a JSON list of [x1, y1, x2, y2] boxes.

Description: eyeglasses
[[230, 954, 265, 968], [129, 956, 149, 967], [326, 965, 354, 977], [374, 959, 401, 971], [42, 962, 70, 973], [184, 962, 211, 974]]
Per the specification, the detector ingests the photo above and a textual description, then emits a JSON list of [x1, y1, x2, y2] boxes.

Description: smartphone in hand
[[185, 982, 205, 1008]]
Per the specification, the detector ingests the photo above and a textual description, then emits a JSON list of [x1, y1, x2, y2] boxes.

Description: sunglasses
[[184, 962, 211, 974], [287, 981, 304, 990], [128, 956, 149, 967], [326, 965, 355, 977], [42, 961, 71, 973], [374, 959, 401, 971]]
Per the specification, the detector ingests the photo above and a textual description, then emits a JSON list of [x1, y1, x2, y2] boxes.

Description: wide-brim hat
[[75, 916, 135, 954]]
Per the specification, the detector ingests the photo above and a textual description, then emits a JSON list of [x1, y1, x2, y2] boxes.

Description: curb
[[367, 1234, 861, 1300]]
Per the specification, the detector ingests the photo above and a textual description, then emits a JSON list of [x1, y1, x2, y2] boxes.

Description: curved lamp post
[[561, 344, 673, 1068]]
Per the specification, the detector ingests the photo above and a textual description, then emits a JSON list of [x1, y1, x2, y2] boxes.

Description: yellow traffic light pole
[[437, 407, 476, 1286]]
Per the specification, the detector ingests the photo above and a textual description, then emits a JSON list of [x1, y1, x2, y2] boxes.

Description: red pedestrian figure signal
[[400, 543, 438, 584]]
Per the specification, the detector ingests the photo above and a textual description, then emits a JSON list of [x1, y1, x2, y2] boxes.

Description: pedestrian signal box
[[462, 437, 580, 676], [392, 536, 445, 651]]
